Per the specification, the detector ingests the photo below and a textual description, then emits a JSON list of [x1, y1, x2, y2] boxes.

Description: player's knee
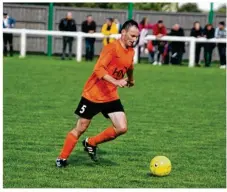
[[117, 126, 128, 135], [79, 119, 90, 129], [72, 119, 90, 138]]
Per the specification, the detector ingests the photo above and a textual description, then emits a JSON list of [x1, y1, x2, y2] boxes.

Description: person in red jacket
[[152, 20, 167, 65]]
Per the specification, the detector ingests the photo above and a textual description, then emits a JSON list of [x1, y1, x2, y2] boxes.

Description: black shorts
[[75, 97, 124, 120]]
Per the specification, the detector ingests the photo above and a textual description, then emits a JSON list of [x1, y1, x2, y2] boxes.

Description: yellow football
[[150, 156, 172, 176]]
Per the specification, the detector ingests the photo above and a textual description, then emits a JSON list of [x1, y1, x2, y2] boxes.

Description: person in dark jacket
[[59, 12, 77, 60], [168, 24, 185, 65], [3, 12, 16, 57], [81, 15, 96, 61], [203, 24, 215, 67], [190, 21, 203, 67]]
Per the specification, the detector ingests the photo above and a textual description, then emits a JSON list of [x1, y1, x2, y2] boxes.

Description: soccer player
[[56, 20, 140, 167]]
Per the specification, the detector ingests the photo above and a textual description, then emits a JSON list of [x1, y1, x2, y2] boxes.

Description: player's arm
[[94, 47, 127, 88], [127, 69, 134, 80], [126, 57, 135, 87], [126, 68, 135, 87]]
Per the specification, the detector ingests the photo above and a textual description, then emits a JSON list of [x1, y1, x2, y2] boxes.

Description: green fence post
[[207, 3, 214, 65], [208, 3, 214, 24], [128, 3, 134, 20], [47, 3, 54, 56]]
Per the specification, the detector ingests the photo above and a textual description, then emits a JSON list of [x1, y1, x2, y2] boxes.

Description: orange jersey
[[82, 40, 135, 103]]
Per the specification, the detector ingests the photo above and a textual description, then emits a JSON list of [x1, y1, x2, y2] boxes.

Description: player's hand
[[114, 78, 128, 88], [127, 79, 135, 87]]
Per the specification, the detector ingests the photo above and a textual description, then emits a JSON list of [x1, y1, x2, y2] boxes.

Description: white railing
[[3, 28, 226, 67]]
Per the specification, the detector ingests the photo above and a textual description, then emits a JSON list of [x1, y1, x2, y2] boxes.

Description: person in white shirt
[[215, 21, 226, 69]]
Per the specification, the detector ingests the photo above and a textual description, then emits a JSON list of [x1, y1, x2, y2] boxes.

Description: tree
[[12, 2, 179, 12], [178, 3, 202, 12], [217, 4, 226, 13]]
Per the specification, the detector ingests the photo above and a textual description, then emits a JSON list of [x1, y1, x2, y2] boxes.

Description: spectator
[[81, 15, 96, 61], [203, 24, 215, 67], [3, 12, 16, 57], [152, 20, 167, 65], [215, 21, 226, 69], [168, 24, 185, 65], [101, 18, 118, 46], [114, 18, 122, 33], [138, 17, 153, 31], [138, 17, 153, 63], [59, 12, 77, 60], [147, 40, 155, 64], [190, 21, 203, 67]]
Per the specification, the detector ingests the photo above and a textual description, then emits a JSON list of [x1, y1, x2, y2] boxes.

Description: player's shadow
[[69, 149, 119, 167]]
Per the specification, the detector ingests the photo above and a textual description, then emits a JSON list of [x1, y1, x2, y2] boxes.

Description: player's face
[[123, 26, 139, 47]]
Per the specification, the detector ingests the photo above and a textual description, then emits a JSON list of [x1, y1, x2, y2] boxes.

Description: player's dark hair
[[121, 19, 139, 32]]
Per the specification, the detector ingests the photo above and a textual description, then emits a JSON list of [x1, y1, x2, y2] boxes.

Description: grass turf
[[3, 55, 226, 188]]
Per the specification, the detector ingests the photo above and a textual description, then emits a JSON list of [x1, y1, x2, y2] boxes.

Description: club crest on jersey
[[112, 67, 128, 79]]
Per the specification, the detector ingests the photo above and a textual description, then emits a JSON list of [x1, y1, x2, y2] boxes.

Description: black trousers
[[203, 44, 214, 66], [3, 33, 13, 56], [171, 51, 183, 65], [195, 43, 203, 65], [62, 37, 73, 59], [154, 41, 165, 62], [138, 46, 142, 63], [217, 43, 226, 66], [85, 39, 95, 61]]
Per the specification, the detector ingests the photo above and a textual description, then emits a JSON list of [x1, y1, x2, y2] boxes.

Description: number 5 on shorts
[[79, 105, 87, 114]]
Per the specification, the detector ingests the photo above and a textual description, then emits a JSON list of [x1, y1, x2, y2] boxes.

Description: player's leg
[[84, 100, 126, 161], [56, 117, 91, 167], [56, 97, 99, 167], [87, 111, 127, 147]]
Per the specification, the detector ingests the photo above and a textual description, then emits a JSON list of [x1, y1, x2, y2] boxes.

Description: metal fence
[[3, 3, 226, 61]]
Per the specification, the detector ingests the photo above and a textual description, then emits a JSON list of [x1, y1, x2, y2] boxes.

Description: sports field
[[3, 55, 226, 188]]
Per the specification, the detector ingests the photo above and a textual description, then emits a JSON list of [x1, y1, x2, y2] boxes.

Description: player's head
[[120, 19, 140, 48]]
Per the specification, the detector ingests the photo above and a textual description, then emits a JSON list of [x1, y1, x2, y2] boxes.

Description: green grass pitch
[[3, 55, 226, 188]]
